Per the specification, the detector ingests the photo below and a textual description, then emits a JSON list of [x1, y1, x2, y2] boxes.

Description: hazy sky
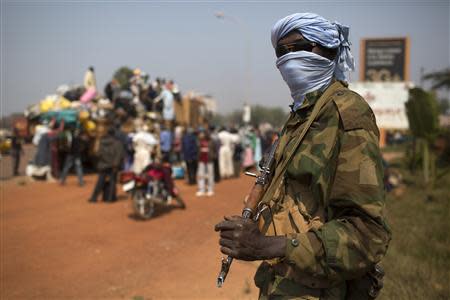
[[1, 0, 449, 115]]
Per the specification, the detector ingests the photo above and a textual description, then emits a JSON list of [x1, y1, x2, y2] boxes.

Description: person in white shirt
[[132, 125, 158, 174], [218, 128, 239, 179]]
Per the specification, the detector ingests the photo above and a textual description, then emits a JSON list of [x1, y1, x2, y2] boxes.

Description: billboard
[[349, 82, 412, 129], [360, 38, 410, 82]]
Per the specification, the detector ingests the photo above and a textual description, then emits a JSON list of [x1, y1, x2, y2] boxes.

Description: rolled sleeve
[[284, 231, 328, 278]]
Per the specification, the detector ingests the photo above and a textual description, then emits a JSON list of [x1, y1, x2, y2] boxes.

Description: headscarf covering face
[[271, 13, 355, 109]]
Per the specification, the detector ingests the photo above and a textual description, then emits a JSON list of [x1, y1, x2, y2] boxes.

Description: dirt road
[[1, 174, 260, 299]]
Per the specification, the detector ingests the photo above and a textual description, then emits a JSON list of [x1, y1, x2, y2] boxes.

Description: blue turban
[[271, 13, 355, 81]]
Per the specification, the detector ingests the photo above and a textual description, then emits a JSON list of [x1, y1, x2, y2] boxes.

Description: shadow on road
[[127, 204, 184, 221]]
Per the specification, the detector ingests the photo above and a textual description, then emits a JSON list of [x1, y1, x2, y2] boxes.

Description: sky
[[1, 0, 449, 115]]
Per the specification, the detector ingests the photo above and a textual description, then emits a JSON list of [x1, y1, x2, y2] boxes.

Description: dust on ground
[[1, 172, 259, 299]]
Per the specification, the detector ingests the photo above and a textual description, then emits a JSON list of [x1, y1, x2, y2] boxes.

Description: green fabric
[[257, 83, 391, 299], [260, 81, 346, 207]]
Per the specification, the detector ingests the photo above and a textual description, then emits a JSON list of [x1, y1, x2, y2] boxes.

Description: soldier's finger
[[219, 230, 235, 240], [215, 221, 237, 231], [220, 246, 233, 256], [219, 238, 234, 248], [221, 247, 239, 258], [224, 215, 242, 221]]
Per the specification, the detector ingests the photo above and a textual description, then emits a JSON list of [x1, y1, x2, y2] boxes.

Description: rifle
[[216, 138, 279, 288], [216, 81, 348, 288]]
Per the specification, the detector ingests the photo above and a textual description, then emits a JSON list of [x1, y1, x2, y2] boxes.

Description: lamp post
[[214, 11, 252, 107]]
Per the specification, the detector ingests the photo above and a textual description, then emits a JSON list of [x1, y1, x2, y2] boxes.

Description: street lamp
[[214, 11, 252, 106]]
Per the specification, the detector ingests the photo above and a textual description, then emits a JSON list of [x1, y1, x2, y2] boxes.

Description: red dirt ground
[[1, 173, 260, 299]]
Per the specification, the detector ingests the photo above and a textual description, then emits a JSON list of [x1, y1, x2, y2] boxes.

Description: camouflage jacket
[[255, 81, 391, 299]]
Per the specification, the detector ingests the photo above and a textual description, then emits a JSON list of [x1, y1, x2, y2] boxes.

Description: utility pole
[[214, 11, 252, 106]]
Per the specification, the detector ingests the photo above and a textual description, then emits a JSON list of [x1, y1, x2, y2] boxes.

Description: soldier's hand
[[214, 215, 286, 261]]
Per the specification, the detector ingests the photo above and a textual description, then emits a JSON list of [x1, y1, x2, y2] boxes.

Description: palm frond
[[423, 68, 450, 90]]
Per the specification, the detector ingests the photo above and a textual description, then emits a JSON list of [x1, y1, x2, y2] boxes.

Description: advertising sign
[[349, 82, 412, 129], [360, 38, 410, 82]]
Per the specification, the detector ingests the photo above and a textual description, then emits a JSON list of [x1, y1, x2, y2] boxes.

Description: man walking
[[60, 129, 85, 186], [89, 128, 124, 203], [182, 127, 198, 185], [10, 128, 23, 176], [215, 13, 390, 299]]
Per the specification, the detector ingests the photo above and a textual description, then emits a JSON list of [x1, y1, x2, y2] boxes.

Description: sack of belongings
[[80, 88, 97, 103], [41, 109, 78, 126]]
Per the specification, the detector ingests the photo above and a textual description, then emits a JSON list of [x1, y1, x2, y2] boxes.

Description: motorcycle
[[121, 164, 186, 219]]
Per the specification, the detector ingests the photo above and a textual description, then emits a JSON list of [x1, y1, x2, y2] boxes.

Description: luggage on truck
[[80, 88, 97, 103], [64, 86, 85, 101], [41, 109, 79, 126], [39, 95, 72, 113]]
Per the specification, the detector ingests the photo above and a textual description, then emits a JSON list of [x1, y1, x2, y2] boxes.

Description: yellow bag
[[83, 120, 96, 135], [39, 96, 56, 113], [79, 110, 90, 121], [58, 96, 72, 109]]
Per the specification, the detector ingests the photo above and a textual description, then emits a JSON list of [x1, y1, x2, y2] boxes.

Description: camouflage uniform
[[255, 81, 391, 299]]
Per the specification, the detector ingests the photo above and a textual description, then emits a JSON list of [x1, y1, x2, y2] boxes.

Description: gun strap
[[260, 81, 347, 206]]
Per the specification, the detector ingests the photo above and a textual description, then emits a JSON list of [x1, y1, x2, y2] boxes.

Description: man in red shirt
[[196, 131, 215, 197]]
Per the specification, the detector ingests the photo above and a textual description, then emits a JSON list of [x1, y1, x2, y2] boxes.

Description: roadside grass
[[379, 155, 450, 299]]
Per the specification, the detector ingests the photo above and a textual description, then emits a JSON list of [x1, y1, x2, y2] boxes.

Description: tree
[[249, 105, 287, 128], [423, 68, 450, 90], [437, 98, 449, 115], [405, 87, 440, 185], [113, 66, 134, 90]]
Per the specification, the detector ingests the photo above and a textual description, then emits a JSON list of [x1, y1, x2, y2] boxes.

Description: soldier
[[215, 13, 391, 299]]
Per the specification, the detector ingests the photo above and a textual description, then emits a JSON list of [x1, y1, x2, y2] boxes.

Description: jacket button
[[291, 239, 299, 247]]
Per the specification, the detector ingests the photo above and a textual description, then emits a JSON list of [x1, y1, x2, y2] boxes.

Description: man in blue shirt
[[160, 126, 173, 163], [182, 127, 198, 185]]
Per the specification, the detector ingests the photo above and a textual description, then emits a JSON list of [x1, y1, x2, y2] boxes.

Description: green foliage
[[249, 105, 288, 128], [405, 88, 440, 143], [228, 110, 245, 127], [437, 98, 449, 114], [113, 66, 134, 90], [405, 88, 440, 184], [436, 128, 450, 166], [380, 164, 450, 300], [210, 114, 226, 127]]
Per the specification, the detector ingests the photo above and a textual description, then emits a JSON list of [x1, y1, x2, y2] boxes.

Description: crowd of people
[[178, 125, 276, 197], [18, 66, 278, 203]]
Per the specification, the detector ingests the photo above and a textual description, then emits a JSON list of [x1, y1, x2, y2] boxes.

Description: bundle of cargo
[[40, 109, 79, 126], [59, 85, 85, 102]]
